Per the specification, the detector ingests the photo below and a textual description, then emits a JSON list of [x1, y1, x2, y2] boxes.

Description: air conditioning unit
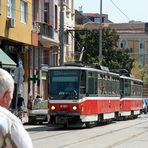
[[8, 18, 15, 28]]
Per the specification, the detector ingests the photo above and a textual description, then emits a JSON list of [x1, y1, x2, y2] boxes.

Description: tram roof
[[48, 65, 120, 76], [120, 75, 143, 83]]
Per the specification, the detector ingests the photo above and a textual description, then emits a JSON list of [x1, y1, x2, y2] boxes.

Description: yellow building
[[0, 0, 32, 102], [0, 0, 32, 44], [110, 23, 148, 65]]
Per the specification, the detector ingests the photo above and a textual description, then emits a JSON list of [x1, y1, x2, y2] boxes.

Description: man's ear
[[3, 91, 11, 108]]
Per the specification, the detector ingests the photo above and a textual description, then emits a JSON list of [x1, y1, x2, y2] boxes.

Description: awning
[[0, 48, 17, 68]]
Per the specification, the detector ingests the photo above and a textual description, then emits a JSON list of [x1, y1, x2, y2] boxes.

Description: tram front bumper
[[49, 112, 80, 125]]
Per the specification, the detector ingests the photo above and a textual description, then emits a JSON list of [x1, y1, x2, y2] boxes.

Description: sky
[[74, 0, 148, 23]]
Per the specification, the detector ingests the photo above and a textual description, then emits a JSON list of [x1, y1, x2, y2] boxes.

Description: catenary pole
[[60, 0, 65, 66], [99, 0, 102, 65]]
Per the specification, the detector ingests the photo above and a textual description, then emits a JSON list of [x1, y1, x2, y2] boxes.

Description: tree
[[131, 61, 142, 79], [141, 65, 148, 83], [131, 62, 148, 82], [75, 27, 134, 72], [103, 48, 134, 72]]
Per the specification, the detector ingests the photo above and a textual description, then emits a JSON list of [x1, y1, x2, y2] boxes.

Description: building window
[[7, 0, 15, 18], [20, 0, 28, 23], [64, 31, 69, 44], [139, 40, 145, 49], [55, 5, 58, 29], [66, 0, 69, 9], [44, 2, 49, 23], [120, 40, 126, 48], [140, 43, 143, 49], [139, 39, 145, 56], [94, 17, 100, 23], [66, 0, 70, 18], [71, 0, 74, 12], [140, 54, 145, 65], [66, 0, 70, 12]]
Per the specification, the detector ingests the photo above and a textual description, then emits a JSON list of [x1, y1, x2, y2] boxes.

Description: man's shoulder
[[0, 132, 17, 148], [0, 107, 21, 126]]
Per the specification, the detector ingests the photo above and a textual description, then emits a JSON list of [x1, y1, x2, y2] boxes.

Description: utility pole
[[60, 0, 65, 66], [99, 0, 102, 65]]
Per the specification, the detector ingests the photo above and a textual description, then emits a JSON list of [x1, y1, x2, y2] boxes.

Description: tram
[[47, 63, 143, 127]]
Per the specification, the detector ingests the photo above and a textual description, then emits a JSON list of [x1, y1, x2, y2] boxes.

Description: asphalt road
[[24, 114, 148, 148]]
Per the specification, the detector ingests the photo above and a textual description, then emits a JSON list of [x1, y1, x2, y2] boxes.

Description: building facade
[[0, 0, 32, 104], [110, 23, 148, 66], [75, 11, 148, 66], [0, 0, 75, 101], [30, 0, 75, 99]]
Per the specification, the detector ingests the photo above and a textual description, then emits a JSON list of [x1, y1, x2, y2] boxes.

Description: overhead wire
[[109, 0, 131, 21], [109, 0, 147, 50]]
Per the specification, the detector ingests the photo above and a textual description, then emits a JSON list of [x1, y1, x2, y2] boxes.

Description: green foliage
[[131, 62, 148, 82], [103, 49, 134, 72], [75, 27, 134, 72], [140, 64, 148, 83]]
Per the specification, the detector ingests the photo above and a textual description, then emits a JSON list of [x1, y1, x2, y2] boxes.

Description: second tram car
[[47, 64, 143, 127]]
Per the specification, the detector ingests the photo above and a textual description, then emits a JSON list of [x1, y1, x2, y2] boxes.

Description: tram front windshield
[[49, 70, 79, 100]]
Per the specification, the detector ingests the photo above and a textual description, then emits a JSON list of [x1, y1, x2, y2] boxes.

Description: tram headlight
[[51, 106, 56, 110], [73, 106, 77, 110]]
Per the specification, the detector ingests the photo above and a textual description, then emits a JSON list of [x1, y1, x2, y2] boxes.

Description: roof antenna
[[78, 6, 83, 14]]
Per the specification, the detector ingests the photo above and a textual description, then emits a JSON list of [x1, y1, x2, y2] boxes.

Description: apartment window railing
[[39, 23, 53, 38], [33, 22, 53, 38]]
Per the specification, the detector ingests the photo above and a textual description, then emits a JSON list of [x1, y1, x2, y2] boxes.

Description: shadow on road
[[25, 125, 49, 132]]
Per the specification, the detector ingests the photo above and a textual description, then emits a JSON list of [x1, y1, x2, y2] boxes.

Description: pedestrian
[[27, 95, 33, 110], [17, 93, 25, 111], [0, 68, 33, 148]]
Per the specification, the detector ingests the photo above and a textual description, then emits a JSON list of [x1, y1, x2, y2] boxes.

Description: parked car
[[143, 98, 148, 114], [28, 99, 48, 124]]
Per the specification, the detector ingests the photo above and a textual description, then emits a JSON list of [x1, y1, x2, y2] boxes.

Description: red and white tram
[[47, 64, 143, 127], [120, 75, 143, 117]]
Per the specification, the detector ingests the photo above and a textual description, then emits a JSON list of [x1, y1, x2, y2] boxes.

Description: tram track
[[27, 117, 148, 146], [57, 119, 148, 148], [104, 130, 146, 148]]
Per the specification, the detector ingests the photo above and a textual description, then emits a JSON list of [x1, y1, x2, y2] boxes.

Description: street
[[24, 114, 148, 148]]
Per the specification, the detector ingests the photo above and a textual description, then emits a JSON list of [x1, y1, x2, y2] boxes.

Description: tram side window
[[131, 82, 135, 96], [120, 78, 124, 97], [99, 74, 107, 95], [116, 78, 120, 95], [140, 85, 143, 96], [124, 79, 131, 96], [132, 81, 143, 97], [80, 70, 86, 94], [98, 74, 102, 94], [111, 77, 120, 96], [88, 72, 97, 95], [112, 77, 116, 95], [116, 79, 120, 95], [107, 76, 112, 95], [136, 84, 142, 97]]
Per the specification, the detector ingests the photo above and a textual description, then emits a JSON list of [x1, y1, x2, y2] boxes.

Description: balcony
[[33, 22, 59, 48], [39, 22, 53, 38]]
